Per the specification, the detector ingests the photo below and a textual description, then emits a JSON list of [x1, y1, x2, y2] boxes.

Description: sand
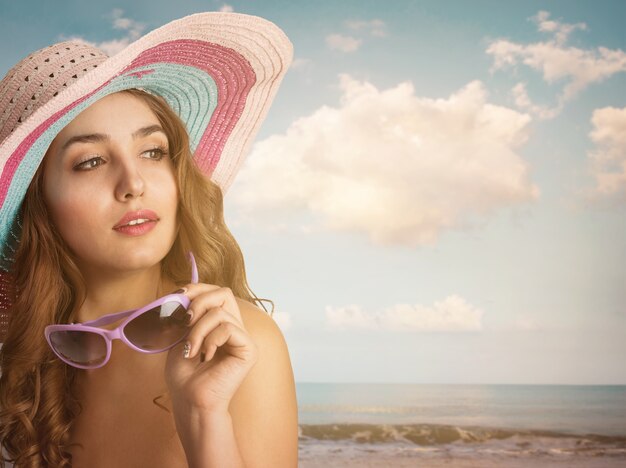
[[297, 440, 626, 467], [299, 457, 626, 468]]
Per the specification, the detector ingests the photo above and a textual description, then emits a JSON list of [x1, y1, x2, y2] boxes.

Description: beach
[[295, 383, 626, 467], [298, 429, 626, 467], [298, 424, 626, 468]]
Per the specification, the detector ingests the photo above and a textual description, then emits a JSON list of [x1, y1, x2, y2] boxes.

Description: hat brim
[[0, 12, 292, 342], [0, 11, 292, 266]]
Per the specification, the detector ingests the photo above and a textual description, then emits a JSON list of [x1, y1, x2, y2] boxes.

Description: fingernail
[[185, 311, 193, 325], [174, 288, 187, 294], [183, 341, 191, 359]]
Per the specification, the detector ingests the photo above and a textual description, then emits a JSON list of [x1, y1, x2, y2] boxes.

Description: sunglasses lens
[[124, 301, 188, 351], [49, 330, 107, 367]]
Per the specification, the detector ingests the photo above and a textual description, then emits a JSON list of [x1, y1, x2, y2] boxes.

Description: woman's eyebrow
[[60, 124, 166, 152]]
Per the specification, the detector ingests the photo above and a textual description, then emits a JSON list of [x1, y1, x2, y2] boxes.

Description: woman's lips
[[113, 209, 160, 236], [113, 219, 157, 236]]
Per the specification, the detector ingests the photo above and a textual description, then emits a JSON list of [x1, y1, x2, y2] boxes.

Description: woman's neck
[[75, 262, 179, 324]]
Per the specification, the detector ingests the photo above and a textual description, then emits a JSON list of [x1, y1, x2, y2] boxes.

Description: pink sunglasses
[[44, 252, 198, 369]]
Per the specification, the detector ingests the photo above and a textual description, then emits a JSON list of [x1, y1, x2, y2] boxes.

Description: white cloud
[[513, 315, 540, 331], [344, 18, 387, 37], [585, 106, 626, 201], [291, 57, 313, 69], [531, 10, 587, 46], [60, 36, 132, 57], [511, 82, 560, 119], [326, 33, 362, 52], [219, 4, 234, 12], [486, 10, 626, 119], [231, 75, 539, 247], [291, 58, 314, 84], [110, 8, 145, 40], [60, 9, 146, 56], [325, 295, 484, 332], [270, 311, 292, 331]]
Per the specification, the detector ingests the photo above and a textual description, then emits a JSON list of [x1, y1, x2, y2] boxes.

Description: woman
[[0, 12, 297, 467]]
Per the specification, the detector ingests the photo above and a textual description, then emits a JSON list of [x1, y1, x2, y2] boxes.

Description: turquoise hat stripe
[[0, 63, 218, 267], [116, 63, 220, 148], [126, 64, 219, 146]]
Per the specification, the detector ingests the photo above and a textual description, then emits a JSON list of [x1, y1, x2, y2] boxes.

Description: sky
[[1, 0, 624, 384]]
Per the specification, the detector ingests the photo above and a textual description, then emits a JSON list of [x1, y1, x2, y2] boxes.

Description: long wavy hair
[[0, 88, 274, 467]]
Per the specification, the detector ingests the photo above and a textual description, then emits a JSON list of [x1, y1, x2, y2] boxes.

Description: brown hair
[[0, 88, 274, 467]]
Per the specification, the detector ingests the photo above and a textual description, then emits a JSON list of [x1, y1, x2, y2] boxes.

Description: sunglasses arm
[[74, 252, 197, 327], [188, 251, 198, 283], [79, 309, 136, 327]]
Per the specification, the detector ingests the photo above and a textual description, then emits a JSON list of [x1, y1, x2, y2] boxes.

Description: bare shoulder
[[230, 297, 299, 467], [234, 297, 279, 338], [233, 297, 293, 385]]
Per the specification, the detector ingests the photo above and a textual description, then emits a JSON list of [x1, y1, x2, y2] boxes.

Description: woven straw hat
[[0, 11, 293, 343]]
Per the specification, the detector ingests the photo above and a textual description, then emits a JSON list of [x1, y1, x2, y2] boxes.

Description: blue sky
[[1, 0, 624, 384]]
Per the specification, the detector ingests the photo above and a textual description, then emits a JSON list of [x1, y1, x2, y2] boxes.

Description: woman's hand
[[164, 284, 259, 415]]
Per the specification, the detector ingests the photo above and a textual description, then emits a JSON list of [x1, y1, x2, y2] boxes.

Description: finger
[[185, 306, 242, 359], [185, 287, 242, 326], [198, 321, 257, 363], [178, 282, 221, 300], [165, 339, 202, 384]]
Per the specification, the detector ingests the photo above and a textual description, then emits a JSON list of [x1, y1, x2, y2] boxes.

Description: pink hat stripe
[[1, 39, 256, 207], [0, 78, 114, 206], [126, 39, 256, 174], [0, 12, 294, 342]]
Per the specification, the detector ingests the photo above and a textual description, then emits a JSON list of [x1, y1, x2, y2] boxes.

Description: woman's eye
[[144, 147, 169, 160], [73, 156, 104, 171]]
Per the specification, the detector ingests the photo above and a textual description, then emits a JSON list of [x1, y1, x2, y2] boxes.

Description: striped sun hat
[[0, 11, 293, 342]]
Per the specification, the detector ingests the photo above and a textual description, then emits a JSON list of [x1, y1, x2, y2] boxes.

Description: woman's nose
[[114, 158, 145, 201]]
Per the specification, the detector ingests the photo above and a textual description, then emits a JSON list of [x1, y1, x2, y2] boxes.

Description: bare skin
[[46, 92, 298, 466], [69, 359, 187, 467], [67, 276, 186, 467], [67, 295, 298, 468]]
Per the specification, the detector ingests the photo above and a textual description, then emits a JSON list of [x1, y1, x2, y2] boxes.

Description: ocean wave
[[297, 422, 626, 457]]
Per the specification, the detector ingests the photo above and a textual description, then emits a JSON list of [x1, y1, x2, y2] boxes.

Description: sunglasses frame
[[44, 251, 198, 369]]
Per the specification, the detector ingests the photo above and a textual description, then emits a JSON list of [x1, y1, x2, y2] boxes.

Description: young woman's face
[[42, 91, 179, 273]]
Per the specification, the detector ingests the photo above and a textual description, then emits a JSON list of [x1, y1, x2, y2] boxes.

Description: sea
[[296, 383, 626, 466]]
